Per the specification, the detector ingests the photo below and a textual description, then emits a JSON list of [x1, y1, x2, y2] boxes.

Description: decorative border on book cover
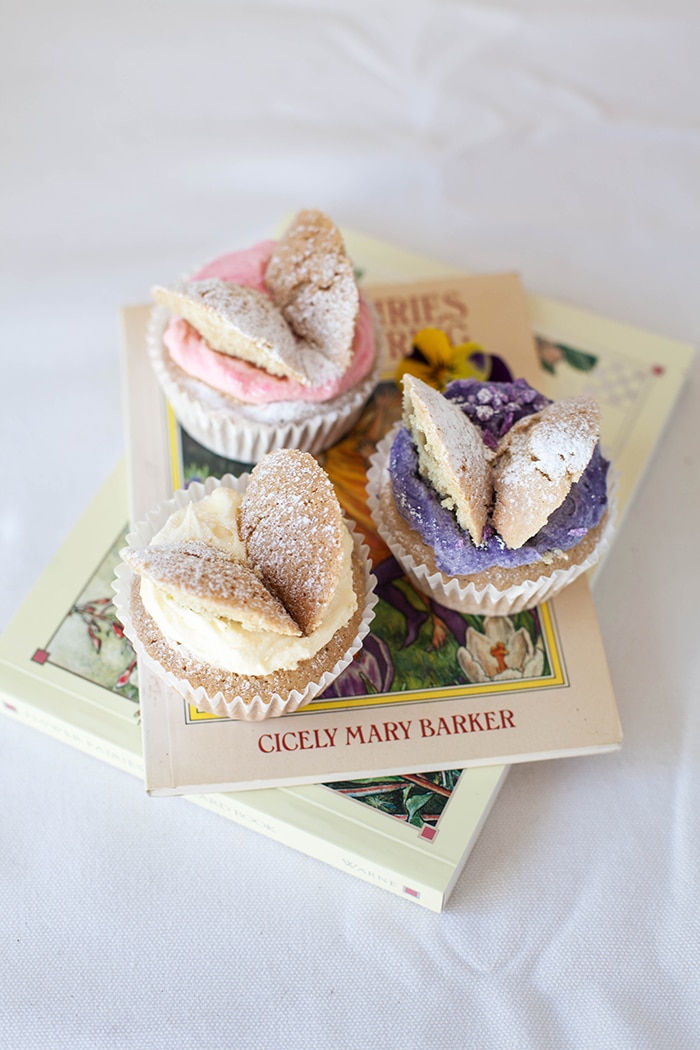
[[533, 333, 668, 463]]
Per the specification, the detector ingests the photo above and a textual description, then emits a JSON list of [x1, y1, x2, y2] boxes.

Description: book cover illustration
[[123, 271, 621, 795], [172, 374, 558, 710], [32, 527, 138, 703], [153, 271, 553, 724], [0, 459, 508, 911]]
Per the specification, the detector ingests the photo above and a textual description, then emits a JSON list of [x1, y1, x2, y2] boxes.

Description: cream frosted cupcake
[[113, 450, 377, 720], [367, 374, 614, 616], [148, 209, 382, 461]]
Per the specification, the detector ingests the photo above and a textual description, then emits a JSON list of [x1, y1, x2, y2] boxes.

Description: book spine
[[0, 691, 143, 778], [188, 792, 445, 912], [0, 692, 444, 911]]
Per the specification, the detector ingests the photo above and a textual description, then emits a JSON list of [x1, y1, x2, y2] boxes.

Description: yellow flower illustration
[[395, 327, 490, 391]]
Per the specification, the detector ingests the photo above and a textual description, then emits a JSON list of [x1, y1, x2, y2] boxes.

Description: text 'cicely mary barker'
[[257, 710, 516, 754]]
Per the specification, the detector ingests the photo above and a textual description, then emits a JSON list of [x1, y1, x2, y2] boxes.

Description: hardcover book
[[0, 460, 507, 911], [123, 269, 627, 796]]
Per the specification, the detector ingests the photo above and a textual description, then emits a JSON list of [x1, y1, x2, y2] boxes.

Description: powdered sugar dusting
[[152, 279, 315, 383], [265, 209, 359, 370], [490, 395, 600, 549], [239, 449, 346, 636], [388, 380, 608, 570], [527, 396, 600, 482], [123, 539, 301, 635]]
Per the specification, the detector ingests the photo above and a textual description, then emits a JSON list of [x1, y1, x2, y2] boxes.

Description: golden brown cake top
[[151, 280, 313, 383], [265, 209, 359, 372], [239, 448, 347, 636], [122, 539, 302, 636], [492, 395, 600, 548]]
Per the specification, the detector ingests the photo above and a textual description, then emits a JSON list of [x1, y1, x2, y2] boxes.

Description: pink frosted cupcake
[[148, 210, 382, 461], [113, 450, 377, 721], [367, 374, 615, 616]]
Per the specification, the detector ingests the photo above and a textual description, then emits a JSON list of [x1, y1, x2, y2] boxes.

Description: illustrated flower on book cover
[[457, 617, 546, 683], [395, 327, 495, 391], [37, 532, 140, 704]]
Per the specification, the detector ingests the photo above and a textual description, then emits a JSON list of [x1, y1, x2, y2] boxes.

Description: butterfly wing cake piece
[[402, 373, 492, 547], [123, 539, 302, 636], [151, 278, 314, 384], [238, 448, 347, 636], [264, 209, 359, 374], [492, 395, 600, 549]]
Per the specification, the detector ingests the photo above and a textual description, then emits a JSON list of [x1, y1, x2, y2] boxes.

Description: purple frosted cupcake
[[366, 375, 615, 615]]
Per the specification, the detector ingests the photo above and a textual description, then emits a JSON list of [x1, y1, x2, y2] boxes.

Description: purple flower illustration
[[321, 635, 394, 698]]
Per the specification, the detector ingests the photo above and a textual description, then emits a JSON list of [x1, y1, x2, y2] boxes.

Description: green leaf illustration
[[560, 344, 598, 372]]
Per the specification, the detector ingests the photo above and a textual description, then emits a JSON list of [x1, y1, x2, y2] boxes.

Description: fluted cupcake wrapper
[[366, 425, 616, 617], [113, 473, 378, 721], [146, 305, 382, 462]]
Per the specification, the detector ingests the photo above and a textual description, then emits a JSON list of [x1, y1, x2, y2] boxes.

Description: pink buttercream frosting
[[162, 241, 376, 405]]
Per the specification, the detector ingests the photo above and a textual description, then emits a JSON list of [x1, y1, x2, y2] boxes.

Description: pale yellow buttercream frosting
[[139, 488, 357, 676]]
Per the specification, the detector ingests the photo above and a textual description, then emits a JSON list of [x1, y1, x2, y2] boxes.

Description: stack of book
[[0, 235, 693, 911]]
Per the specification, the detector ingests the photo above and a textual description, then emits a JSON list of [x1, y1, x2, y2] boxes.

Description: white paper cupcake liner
[[147, 305, 382, 462], [366, 424, 617, 617], [113, 473, 378, 721]]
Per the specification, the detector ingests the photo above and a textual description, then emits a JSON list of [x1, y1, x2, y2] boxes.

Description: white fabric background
[[1, 2, 699, 1047]]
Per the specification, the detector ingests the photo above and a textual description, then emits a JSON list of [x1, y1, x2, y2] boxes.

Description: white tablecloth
[[2, 3, 699, 1047]]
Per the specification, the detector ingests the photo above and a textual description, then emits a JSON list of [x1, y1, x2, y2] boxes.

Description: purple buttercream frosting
[[389, 378, 609, 576]]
